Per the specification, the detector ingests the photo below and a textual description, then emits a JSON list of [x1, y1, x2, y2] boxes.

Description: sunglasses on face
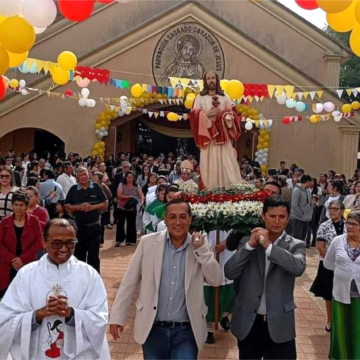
[[346, 222, 360, 228], [0, 174, 11, 179], [50, 239, 78, 249]]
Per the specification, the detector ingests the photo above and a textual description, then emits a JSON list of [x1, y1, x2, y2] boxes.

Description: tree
[[324, 25, 360, 89]]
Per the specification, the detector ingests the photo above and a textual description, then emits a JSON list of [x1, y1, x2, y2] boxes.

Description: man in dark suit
[[225, 195, 306, 360], [147, 156, 159, 174]]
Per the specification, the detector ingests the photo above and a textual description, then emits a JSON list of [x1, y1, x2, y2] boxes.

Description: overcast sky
[[277, 0, 327, 29]]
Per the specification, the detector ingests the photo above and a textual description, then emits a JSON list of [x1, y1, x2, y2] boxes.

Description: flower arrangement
[[180, 181, 268, 234], [190, 201, 264, 233]]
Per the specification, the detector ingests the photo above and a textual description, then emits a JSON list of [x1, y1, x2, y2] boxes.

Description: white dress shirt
[[56, 173, 77, 196], [245, 232, 285, 315], [324, 234, 360, 304]]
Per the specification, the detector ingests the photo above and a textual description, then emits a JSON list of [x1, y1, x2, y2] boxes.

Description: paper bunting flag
[[297, 92, 303, 100], [303, 92, 309, 99], [169, 77, 180, 89], [336, 89, 344, 98], [276, 85, 285, 97], [285, 85, 294, 98], [154, 112, 159, 119], [309, 91, 316, 100], [316, 91, 323, 99], [346, 89, 352, 96], [267, 85, 276, 98]]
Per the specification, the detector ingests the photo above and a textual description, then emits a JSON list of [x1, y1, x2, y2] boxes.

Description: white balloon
[[81, 88, 90, 98], [103, 131, 108, 136], [100, 127, 105, 131], [87, 99, 96, 107], [276, 94, 287, 105], [19, 80, 26, 88], [0, 0, 21, 16], [334, 116, 342, 123], [285, 99, 296, 109], [313, 103, 324, 114], [245, 121, 253, 131], [95, 130, 100, 135], [332, 111, 341, 117], [324, 102, 335, 113], [22, 0, 57, 27], [118, 109, 125, 117], [34, 26, 47, 34], [263, 149, 269, 153], [78, 98, 87, 107], [21, 89, 29, 95], [99, 131, 104, 136]]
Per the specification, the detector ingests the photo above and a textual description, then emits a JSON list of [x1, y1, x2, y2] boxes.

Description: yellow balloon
[[9, 79, 18, 88], [92, 151, 98, 157], [0, 45, 9, 76], [317, 0, 352, 13], [261, 165, 267, 172], [94, 144, 100, 150], [258, 138, 264, 145], [186, 93, 196, 101], [95, 124, 101, 129], [220, 79, 229, 90], [263, 142, 269, 148], [0, 15, 5, 27], [0, 17, 35, 54], [58, 51, 77, 71], [310, 115, 320, 124], [225, 80, 245, 99], [350, 26, 360, 57], [327, 0, 357, 33], [257, 144, 263, 150], [8, 51, 28, 67], [342, 104, 352, 113], [131, 84, 143, 98], [52, 67, 70, 85], [184, 98, 194, 110], [352, 101, 360, 110]]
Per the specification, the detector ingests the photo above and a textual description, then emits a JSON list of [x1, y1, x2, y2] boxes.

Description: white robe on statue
[[0, 255, 110, 360], [192, 94, 241, 189], [205, 231, 235, 287]]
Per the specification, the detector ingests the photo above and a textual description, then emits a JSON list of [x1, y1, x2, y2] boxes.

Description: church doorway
[[0, 128, 65, 158]]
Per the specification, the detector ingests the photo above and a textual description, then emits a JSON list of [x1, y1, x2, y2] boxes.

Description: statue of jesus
[[190, 71, 242, 190]]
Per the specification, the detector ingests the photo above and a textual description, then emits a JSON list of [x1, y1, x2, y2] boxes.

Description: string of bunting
[[17, 60, 360, 103]]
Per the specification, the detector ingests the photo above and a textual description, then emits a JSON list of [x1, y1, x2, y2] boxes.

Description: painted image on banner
[[152, 22, 225, 87]]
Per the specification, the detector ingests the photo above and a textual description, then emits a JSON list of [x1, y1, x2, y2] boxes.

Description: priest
[[190, 71, 242, 189], [0, 218, 110, 360]]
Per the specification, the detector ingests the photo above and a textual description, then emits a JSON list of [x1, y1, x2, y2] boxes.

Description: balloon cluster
[[222, 79, 245, 100], [78, 88, 96, 108], [94, 109, 118, 140], [342, 101, 360, 113], [92, 141, 106, 158], [52, 51, 78, 86], [129, 84, 170, 106], [59, 0, 134, 22], [256, 129, 271, 176], [236, 104, 260, 120], [295, 0, 360, 57], [276, 93, 309, 112], [184, 93, 196, 109]]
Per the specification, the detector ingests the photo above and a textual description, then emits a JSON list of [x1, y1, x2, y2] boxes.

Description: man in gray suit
[[225, 195, 306, 360]]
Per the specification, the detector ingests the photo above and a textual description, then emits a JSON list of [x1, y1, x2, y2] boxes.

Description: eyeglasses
[[0, 174, 11, 179], [346, 222, 359, 228], [329, 207, 341, 211], [50, 239, 78, 249]]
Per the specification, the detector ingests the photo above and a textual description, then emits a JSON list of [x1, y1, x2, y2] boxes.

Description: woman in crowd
[[254, 177, 264, 190], [142, 172, 157, 198], [21, 152, 30, 172], [143, 184, 168, 233], [306, 178, 323, 247], [54, 199, 73, 219], [0, 191, 43, 299], [115, 171, 144, 247], [40, 151, 53, 169], [106, 154, 115, 168], [24, 186, 49, 232], [136, 165, 150, 189], [155, 185, 180, 232], [343, 180, 360, 213], [310, 200, 346, 332], [324, 211, 360, 360], [0, 167, 19, 223], [278, 176, 291, 202], [320, 180, 345, 224]]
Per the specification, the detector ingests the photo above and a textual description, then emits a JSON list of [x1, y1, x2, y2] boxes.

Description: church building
[[0, 0, 358, 176]]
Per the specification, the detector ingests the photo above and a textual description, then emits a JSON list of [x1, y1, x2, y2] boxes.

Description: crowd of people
[[0, 148, 359, 360]]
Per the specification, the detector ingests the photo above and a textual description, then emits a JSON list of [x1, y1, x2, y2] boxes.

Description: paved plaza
[[101, 230, 330, 360]]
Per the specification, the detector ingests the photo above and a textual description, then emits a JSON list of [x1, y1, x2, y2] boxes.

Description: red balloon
[[282, 116, 290, 125], [295, 0, 319, 10], [97, 0, 114, 3], [65, 89, 73, 97], [59, 0, 95, 21], [0, 77, 7, 100]]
